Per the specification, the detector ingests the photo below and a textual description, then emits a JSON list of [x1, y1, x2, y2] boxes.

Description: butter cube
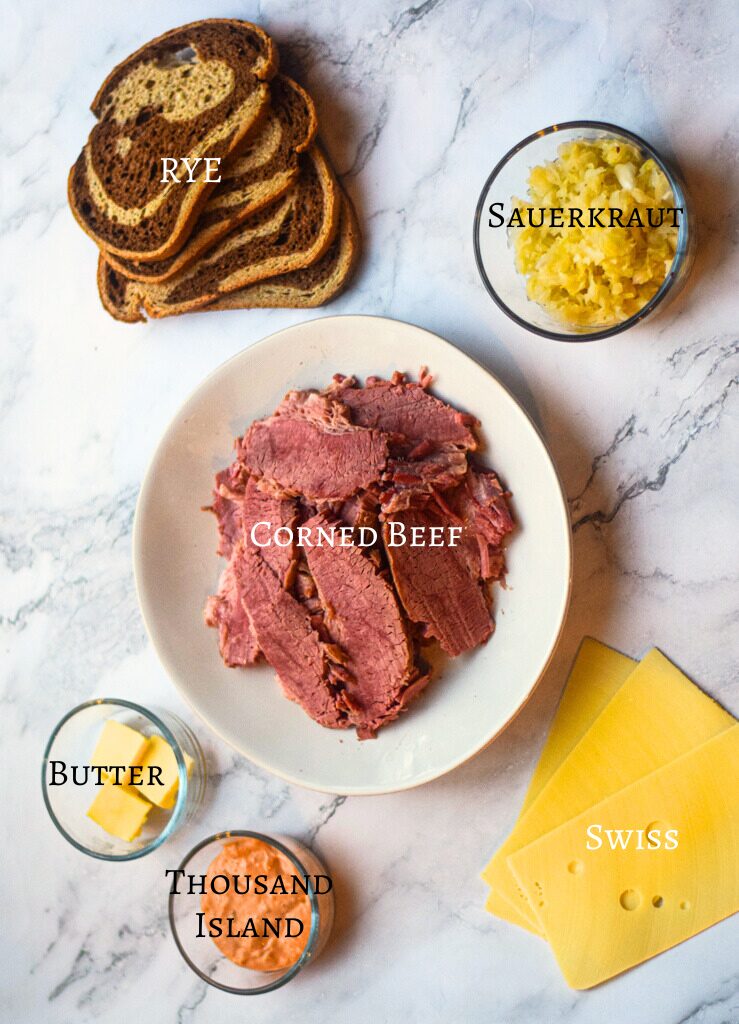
[[90, 720, 149, 782], [136, 734, 193, 809], [87, 780, 151, 842]]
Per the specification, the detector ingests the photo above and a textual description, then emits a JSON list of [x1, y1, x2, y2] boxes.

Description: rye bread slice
[[104, 74, 317, 283], [97, 144, 340, 321], [68, 19, 277, 262], [206, 192, 359, 311], [98, 192, 358, 320]]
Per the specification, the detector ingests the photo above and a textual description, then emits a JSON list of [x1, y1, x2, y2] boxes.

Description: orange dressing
[[202, 838, 312, 971]]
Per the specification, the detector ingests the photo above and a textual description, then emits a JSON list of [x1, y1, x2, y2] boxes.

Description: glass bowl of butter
[[473, 121, 694, 341], [42, 698, 206, 860]]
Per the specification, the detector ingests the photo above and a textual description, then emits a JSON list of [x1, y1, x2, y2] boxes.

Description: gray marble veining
[[2, 1, 737, 1021]]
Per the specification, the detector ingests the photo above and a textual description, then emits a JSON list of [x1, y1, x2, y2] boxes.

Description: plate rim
[[132, 314, 572, 795]]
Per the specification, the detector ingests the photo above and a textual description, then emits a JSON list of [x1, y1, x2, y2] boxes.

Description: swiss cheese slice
[[518, 639, 637, 815], [485, 649, 734, 928], [508, 725, 739, 988], [484, 887, 542, 936], [483, 639, 636, 932]]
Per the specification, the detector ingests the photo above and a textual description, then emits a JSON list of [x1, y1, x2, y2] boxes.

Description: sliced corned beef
[[381, 466, 513, 577], [204, 559, 260, 667], [238, 409, 388, 502], [205, 470, 300, 664], [382, 507, 494, 657], [449, 466, 514, 580], [380, 466, 513, 654], [275, 389, 355, 429], [328, 371, 478, 449], [385, 443, 468, 495], [456, 467, 514, 545], [207, 463, 248, 559], [204, 368, 515, 739], [242, 475, 299, 585], [300, 512, 428, 737], [333, 490, 379, 532], [204, 465, 257, 662], [232, 544, 348, 730]]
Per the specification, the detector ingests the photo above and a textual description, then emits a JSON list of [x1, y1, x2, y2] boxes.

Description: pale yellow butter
[[136, 734, 193, 809], [87, 780, 151, 842], [89, 720, 149, 783]]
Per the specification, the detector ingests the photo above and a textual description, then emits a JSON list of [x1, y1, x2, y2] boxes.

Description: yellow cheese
[[485, 649, 734, 928], [519, 639, 637, 815], [482, 639, 636, 930], [135, 734, 193, 809], [89, 719, 148, 782], [87, 779, 152, 842], [508, 726, 739, 988], [484, 888, 543, 937]]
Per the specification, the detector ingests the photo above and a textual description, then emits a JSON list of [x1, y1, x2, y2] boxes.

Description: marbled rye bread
[[99, 190, 359, 321], [104, 74, 317, 283], [68, 20, 277, 262], [97, 144, 340, 321], [207, 192, 360, 312]]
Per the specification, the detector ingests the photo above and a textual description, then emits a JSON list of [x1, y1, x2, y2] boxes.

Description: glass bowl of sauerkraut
[[474, 122, 694, 341]]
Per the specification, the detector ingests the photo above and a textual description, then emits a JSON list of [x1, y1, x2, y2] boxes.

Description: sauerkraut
[[512, 138, 679, 327]]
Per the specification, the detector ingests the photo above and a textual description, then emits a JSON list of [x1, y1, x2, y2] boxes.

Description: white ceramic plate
[[133, 316, 571, 795]]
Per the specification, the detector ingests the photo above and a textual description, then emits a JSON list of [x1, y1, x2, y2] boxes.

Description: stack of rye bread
[[67, 19, 360, 323]]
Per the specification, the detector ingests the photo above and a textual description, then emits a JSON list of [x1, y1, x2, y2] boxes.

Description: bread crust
[[68, 20, 278, 263], [97, 256, 146, 323]]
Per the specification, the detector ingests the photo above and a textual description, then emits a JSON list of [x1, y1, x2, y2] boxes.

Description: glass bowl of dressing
[[168, 830, 335, 994], [473, 121, 695, 341]]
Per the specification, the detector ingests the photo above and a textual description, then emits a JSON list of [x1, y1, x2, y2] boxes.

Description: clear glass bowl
[[42, 698, 206, 860], [169, 831, 335, 994], [473, 121, 695, 341]]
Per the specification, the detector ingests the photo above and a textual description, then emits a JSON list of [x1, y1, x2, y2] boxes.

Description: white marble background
[[2, 0, 737, 1021]]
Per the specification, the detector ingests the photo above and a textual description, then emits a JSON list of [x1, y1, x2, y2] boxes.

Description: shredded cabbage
[[512, 139, 678, 327]]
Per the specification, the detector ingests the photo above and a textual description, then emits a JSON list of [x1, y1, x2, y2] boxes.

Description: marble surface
[[2, 0, 738, 1021]]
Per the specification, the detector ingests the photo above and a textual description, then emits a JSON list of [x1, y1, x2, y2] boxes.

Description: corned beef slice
[[301, 512, 428, 737], [457, 467, 513, 545], [233, 544, 347, 730], [208, 463, 248, 558], [385, 444, 468, 494], [242, 476, 298, 583], [383, 507, 494, 657], [327, 373, 477, 500], [334, 490, 379, 532], [450, 466, 514, 580], [238, 395, 388, 501], [204, 465, 259, 663], [205, 471, 299, 662], [275, 388, 354, 428], [204, 559, 260, 667], [329, 372, 478, 448]]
